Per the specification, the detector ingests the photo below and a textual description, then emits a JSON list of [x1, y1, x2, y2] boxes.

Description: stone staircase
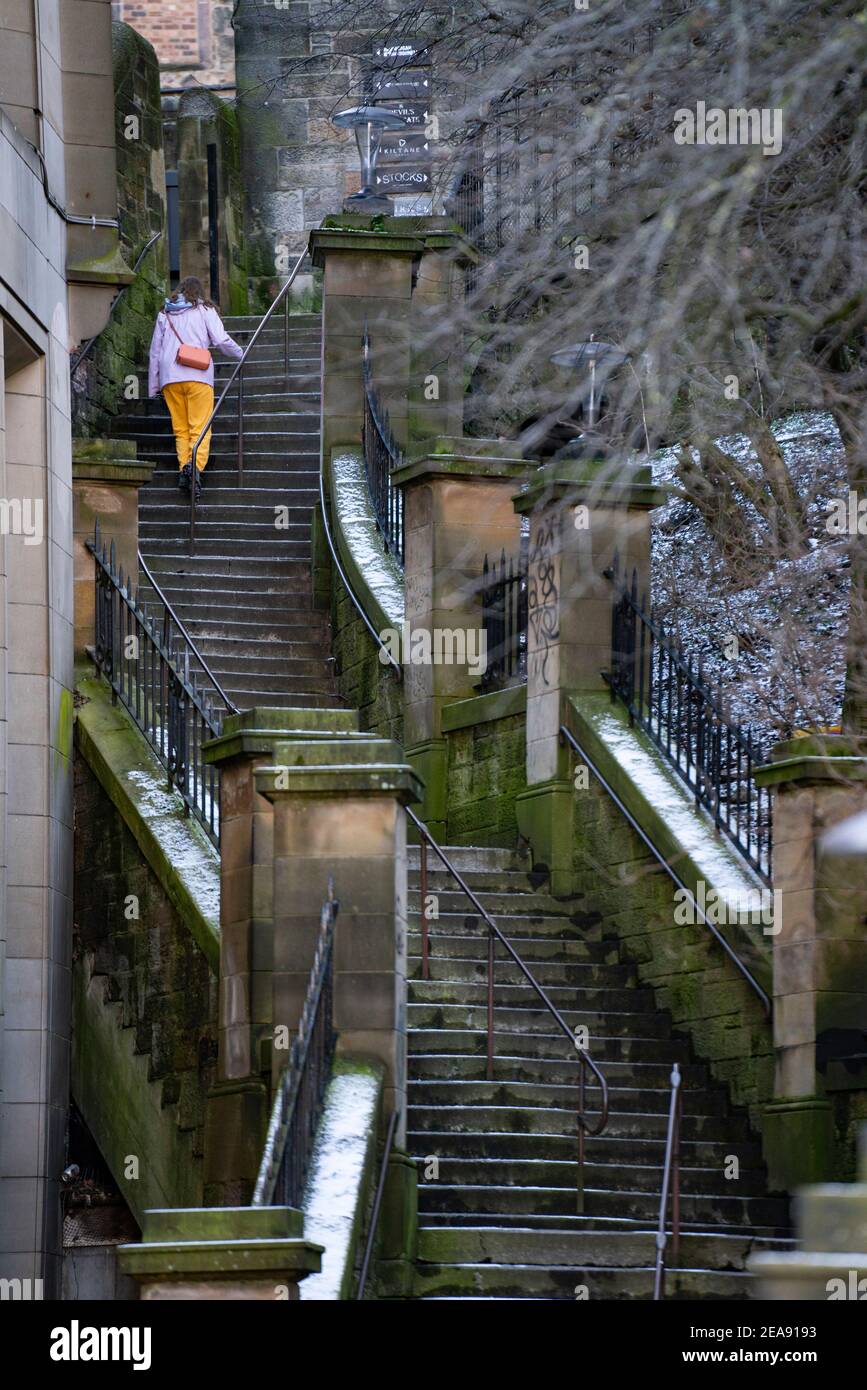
[[404, 845, 794, 1300], [115, 312, 340, 711]]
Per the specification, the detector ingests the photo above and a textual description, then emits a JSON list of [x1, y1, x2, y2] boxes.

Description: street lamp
[[332, 105, 410, 214], [550, 336, 629, 429]]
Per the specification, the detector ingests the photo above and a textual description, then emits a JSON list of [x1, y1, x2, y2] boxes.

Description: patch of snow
[[332, 448, 405, 627], [300, 1064, 381, 1301], [589, 705, 763, 907], [126, 768, 220, 926]]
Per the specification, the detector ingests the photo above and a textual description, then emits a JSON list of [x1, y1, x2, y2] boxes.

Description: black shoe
[[179, 464, 192, 494]]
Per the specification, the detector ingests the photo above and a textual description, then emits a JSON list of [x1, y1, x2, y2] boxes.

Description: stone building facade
[[0, 0, 135, 1298]]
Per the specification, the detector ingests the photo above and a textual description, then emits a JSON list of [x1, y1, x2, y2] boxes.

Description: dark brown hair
[[171, 276, 216, 309]]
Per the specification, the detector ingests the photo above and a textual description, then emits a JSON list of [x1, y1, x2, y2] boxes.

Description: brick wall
[[111, 0, 236, 88]]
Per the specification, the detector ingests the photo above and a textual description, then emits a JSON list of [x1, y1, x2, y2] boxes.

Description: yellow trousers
[[162, 382, 215, 472]]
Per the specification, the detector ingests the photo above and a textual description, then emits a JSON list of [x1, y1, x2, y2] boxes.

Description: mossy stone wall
[[72, 753, 218, 1210], [72, 23, 169, 437]]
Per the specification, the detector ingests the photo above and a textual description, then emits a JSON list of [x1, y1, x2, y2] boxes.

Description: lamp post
[[549, 335, 630, 457], [333, 105, 410, 215]]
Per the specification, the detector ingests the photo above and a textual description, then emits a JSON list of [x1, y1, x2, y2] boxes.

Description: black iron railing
[[410, 807, 608, 1212], [252, 878, 338, 1209], [362, 326, 404, 566], [605, 558, 772, 883], [480, 538, 528, 690], [87, 520, 227, 848]]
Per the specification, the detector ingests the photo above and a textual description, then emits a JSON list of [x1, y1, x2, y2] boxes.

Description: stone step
[[407, 1105, 750, 1143], [409, 1260, 753, 1300], [406, 889, 586, 918], [416, 1225, 792, 1271], [413, 1155, 771, 1198], [406, 1128, 765, 1168], [408, 1053, 708, 1089], [183, 622, 330, 645], [407, 1028, 693, 1065], [408, 980, 656, 1013], [201, 651, 332, 678], [220, 689, 340, 711], [407, 845, 529, 874], [142, 538, 311, 559], [406, 1003, 676, 1037], [216, 670, 337, 695], [407, 955, 634, 987], [407, 1078, 729, 1116], [414, 1184, 790, 1230], [407, 932, 616, 963], [141, 488, 319, 509]]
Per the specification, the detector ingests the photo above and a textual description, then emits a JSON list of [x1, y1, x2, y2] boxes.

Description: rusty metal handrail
[[407, 806, 609, 1210], [653, 1062, 682, 1300], [188, 249, 307, 551]]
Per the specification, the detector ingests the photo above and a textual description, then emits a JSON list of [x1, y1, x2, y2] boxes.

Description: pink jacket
[[148, 303, 243, 396]]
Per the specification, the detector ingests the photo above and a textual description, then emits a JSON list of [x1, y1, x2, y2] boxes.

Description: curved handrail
[[406, 806, 609, 1145], [558, 724, 772, 1016], [188, 249, 307, 549], [137, 546, 239, 716], [318, 458, 403, 679], [70, 231, 162, 376]]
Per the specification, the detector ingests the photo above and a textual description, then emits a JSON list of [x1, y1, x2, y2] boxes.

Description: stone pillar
[[177, 88, 246, 314], [749, 1124, 867, 1299], [756, 740, 867, 1188], [391, 438, 529, 836], [256, 731, 422, 1139], [513, 454, 667, 893], [201, 706, 360, 1205], [72, 439, 153, 660], [119, 1207, 322, 1300], [310, 214, 471, 468]]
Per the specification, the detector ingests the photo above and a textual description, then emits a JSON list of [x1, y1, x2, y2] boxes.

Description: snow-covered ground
[[649, 411, 848, 750]]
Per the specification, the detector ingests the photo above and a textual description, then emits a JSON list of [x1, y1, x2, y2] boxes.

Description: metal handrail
[[252, 877, 338, 1208], [653, 1062, 683, 1300], [87, 520, 224, 847], [70, 231, 163, 376], [356, 1107, 399, 1301], [137, 546, 239, 715], [407, 805, 608, 1210], [558, 725, 772, 1016], [188, 249, 307, 551], [318, 455, 403, 679]]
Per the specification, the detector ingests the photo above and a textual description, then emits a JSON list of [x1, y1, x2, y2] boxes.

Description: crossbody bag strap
[[163, 312, 186, 346]]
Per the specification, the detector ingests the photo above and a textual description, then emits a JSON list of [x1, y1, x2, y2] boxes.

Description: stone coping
[[75, 672, 220, 970], [256, 762, 424, 804], [310, 214, 476, 265], [329, 445, 405, 633], [755, 752, 867, 789], [514, 455, 669, 513], [393, 451, 531, 488], [203, 706, 363, 765], [566, 693, 772, 994], [441, 683, 526, 733]]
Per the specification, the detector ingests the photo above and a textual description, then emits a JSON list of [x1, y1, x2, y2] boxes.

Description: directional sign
[[381, 101, 429, 129], [375, 166, 432, 192], [378, 132, 431, 162], [374, 73, 431, 103], [373, 38, 431, 67]]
